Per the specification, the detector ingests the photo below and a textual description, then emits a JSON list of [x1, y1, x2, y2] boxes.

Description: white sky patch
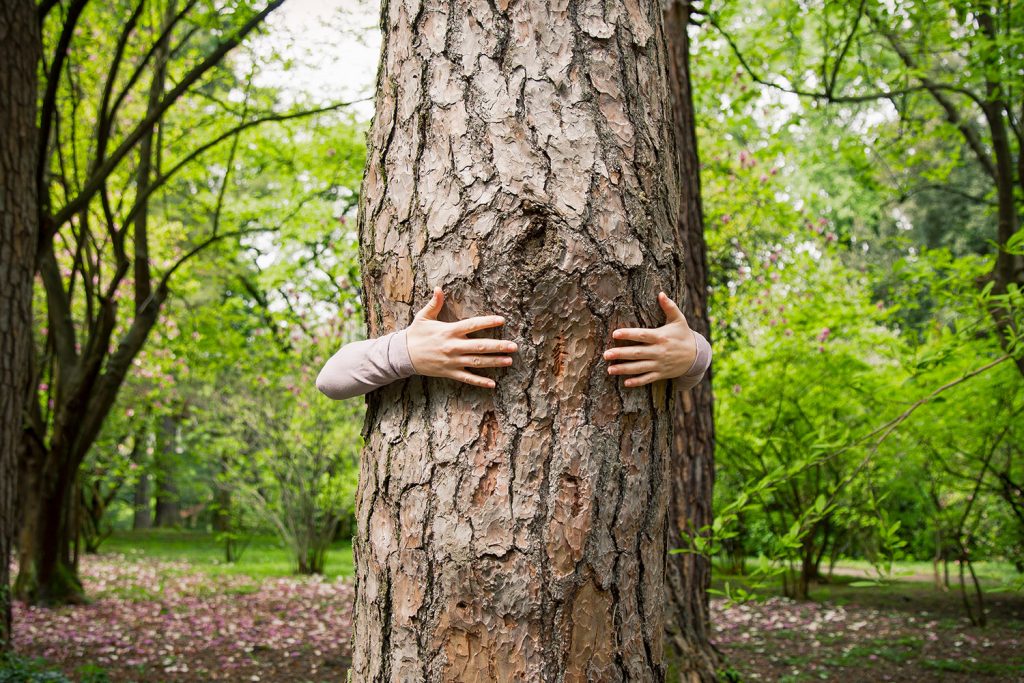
[[246, 0, 383, 121]]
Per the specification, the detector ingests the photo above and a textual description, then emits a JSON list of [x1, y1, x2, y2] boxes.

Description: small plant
[[0, 652, 71, 683]]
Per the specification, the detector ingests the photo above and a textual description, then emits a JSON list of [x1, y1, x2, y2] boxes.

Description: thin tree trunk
[[662, 1, 717, 680], [0, 0, 40, 645], [154, 415, 180, 528], [352, 0, 690, 678], [133, 472, 152, 530]]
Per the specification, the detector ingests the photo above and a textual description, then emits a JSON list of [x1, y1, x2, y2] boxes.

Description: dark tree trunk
[[133, 472, 152, 530], [211, 479, 230, 533], [662, 1, 717, 680], [352, 0, 697, 678], [0, 0, 40, 645], [14, 438, 84, 605], [153, 415, 181, 528]]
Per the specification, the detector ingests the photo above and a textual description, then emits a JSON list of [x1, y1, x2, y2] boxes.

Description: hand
[[603, 291, 697, 388], [406, 287, 518, 389]]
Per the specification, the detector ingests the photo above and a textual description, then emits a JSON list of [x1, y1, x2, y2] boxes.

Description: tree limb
[[49, 0, 286, 235]]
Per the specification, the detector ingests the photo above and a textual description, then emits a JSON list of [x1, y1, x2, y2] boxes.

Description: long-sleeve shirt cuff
[[676, 329, 712, 391]]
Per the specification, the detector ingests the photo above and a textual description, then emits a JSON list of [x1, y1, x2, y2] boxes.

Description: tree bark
[[0, 0, 40, 646], [662, 1, 717, 680], [352, 0, 695, 679]]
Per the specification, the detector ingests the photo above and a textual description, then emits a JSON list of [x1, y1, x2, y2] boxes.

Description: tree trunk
[[0, 0, 40, 645], [133, 472, 152, 530], [154, 415, 181, 528], [14, 438, 84, 605], [352, 0, 692, 679], [662, 1, 717, 681]]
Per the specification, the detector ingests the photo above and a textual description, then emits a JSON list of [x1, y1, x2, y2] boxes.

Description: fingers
[[603, 344, 658, 361], [624, 371, 660, 388], [456, 355, 515, 369], [415, 286, 444, 321], [453, 338, 519, 355], [452, 315, 506, 336], [611, 327, 659, 344], [658, 291, 688, 326], [607, 360, 658, 376], [450, 369, 496, 389]]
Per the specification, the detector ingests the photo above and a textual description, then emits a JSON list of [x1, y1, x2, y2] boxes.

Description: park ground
[[5, 531, 1023, 682]]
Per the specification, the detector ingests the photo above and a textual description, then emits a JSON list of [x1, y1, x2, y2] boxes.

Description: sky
[[248, 0, 382, 120]]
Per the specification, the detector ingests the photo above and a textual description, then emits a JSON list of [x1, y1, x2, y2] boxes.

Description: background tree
[[701, 0, 1024, 375], [73, 95, 370, 563], [0, 0, 40, 649], [13, 0, 369, 605], [663, 0, 718, 680]]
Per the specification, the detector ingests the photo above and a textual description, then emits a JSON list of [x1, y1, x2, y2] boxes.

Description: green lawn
[[100, 529, 355, 580], [711, 557, 1021, 588], [100, 532, 1021, 590]]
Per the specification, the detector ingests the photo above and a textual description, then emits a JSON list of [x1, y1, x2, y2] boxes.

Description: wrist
[[392, 328, 418, 377]]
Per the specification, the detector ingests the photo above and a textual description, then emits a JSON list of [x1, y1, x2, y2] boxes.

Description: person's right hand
[[405, 287, 518, 389]]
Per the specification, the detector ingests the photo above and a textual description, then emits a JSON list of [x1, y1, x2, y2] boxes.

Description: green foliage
[[54, 0, 1023, 621], [687, 1, 1024, 607], [0, 653, 108, 683]]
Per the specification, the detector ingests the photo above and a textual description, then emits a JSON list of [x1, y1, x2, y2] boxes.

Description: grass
[[710, 557, 1023, 603], [921, 658, 1024, 676], [828, 558, 1022, 586], [100, 529, 355, 580]]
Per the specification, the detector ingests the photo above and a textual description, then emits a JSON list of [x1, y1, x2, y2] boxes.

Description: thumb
[[415, 286, 444, 321], [658, 291, 688, 326]]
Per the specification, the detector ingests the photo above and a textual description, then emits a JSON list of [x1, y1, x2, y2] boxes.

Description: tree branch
[[93, 0, 147, 169], [101, 0, 201, 161], [49, 0, 286, 234], [873, 19, 998, 180], [120, 99, 365, 229], [37, 0, 91, 211]]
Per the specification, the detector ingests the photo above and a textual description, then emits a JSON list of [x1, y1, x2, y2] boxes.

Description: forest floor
[[7, 543, 1024, 682]]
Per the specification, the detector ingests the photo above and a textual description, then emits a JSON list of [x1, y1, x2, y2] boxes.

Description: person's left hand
[[603, 292, 698, 388]]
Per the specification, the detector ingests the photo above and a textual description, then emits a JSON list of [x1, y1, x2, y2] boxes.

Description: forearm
[[315, 328, 417, 400]]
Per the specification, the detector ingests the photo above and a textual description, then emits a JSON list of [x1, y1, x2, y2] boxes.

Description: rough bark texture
[[0, 0, 40, 647], [662, 2, 717, 681], [352, 0, 695, 679]]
